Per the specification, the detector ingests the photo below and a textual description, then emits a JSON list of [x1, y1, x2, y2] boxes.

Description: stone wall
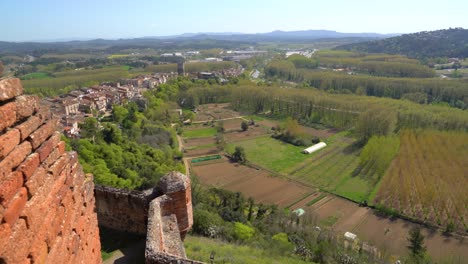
[[94, 185, 153, 235], [95, 171, 197, 263], [0, 78, 101, 264]]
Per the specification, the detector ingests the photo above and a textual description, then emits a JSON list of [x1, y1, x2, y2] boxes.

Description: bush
[[193, 208, 224, 237], [445, 221, 455, 234], [233, 222, 255, 241], [241, 121, 249, 131]]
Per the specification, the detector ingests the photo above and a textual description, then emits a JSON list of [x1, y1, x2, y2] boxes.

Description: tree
[[232, 146, 246, 164], [80, 117, 99, 142], [241, 121, 249, 131], [112, 105, 128, 124], [407, 227, 426, 256], [0, 61, 4, 76]]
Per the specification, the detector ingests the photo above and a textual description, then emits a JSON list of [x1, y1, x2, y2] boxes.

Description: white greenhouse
[[303, 142, 327, 154]]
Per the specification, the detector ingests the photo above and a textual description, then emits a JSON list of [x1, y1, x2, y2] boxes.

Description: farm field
[[186, 103, 468, 261], [193, 103, 242, 121], [286, 134, 371, 202], [182, 127, 218, 138], [22, 66, 134, 96], [191, 158, 468, 262], [374, 130, 468, 232], [227, 133, 373, 202], [20, 72, 51, 80], [191, 158, 314, 207], [226, 136, 311, 173]]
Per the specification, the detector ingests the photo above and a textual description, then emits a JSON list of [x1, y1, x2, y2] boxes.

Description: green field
[[22, 66, 137, 96], [183, 127, 218, 138], [227, 134, 374, 202], [227, 136, 310, 172], [185, 236, 310, 264], [108, 54, 130, 59], [21, 72, 51, 80]]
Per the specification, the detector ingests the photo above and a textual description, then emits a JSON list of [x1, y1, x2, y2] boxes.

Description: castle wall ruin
[[0, 78, 101, 264], [94, 171, 198, 263]]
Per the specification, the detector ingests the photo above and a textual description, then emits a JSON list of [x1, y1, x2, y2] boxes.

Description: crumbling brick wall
[[94, 171, 197, 263], [94, 185, 152, 235], [0, 78, 101, 264]]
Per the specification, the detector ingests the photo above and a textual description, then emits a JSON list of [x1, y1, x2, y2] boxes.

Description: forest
[[336, 28, 468, 58], [265, 54, 467, 109]]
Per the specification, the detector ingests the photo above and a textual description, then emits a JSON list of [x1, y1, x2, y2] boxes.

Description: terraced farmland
[[374, 130, 468, 232]]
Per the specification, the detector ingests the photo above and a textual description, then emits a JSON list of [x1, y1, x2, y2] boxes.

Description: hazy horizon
[[2, 0, 467, 42]]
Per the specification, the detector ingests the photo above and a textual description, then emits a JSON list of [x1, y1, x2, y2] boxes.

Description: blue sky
[[2, 0, 467, 41]]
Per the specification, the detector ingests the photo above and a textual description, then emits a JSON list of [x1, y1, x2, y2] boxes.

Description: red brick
[[15, 95, 39, 121], [0, 223, 12, 255], [0, 141, 32, 180], [16, 115, 42, 141], [0, 78, 23, 102], [48, 155, 67, 178], [28, 118, 57, 149], [3, 187, 28, 226], [20, 185, 52, 235], [25, 166, 47, 196], [0, 171, 23, 207], [18, 153, 40, 180], [28, 239, 48, 264], [36, 131, 61, 162], [35, 106, 51, 123], [4, 218, 32, 263], [42, 147, 60, 169], [0, 128, 20, 159], [0, 101, 17, 132], [57, 141, 66, 155]]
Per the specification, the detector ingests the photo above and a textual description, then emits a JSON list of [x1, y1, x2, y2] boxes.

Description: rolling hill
[[336, 28, 468, 58]]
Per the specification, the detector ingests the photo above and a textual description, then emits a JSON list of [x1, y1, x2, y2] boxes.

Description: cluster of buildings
[[44, 73, 176, 137], [223, 49, 267, 62], [285, 49, 317, 58]]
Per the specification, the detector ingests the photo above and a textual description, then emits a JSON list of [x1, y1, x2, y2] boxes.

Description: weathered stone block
[[18, 153, 40, 180], [0, 101, 17, 132], [28, 118, 57, 149], [57, 141, 66, 155], [36, 131, 61, 162], [16, 115, 42, 141], [15, 95, 39, 121], [42, 148, 60, 168], [0, 128, 20, 159], [2, 218, 31, 263], [48, 154, 67, 177], [0, 223, 12, 255], [24, 166, 47, 197], [0, 78, 23, 102], [27, 240, 48, 264], [0, 171, 23, 207], [0, 141, 32, 180], [3, 187, 28, 226]]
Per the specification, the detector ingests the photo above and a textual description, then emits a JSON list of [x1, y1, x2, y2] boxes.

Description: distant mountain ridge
[[144, 29, 398, 41], [336, 28, 468, 58], [0, 29, 399, 54]]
